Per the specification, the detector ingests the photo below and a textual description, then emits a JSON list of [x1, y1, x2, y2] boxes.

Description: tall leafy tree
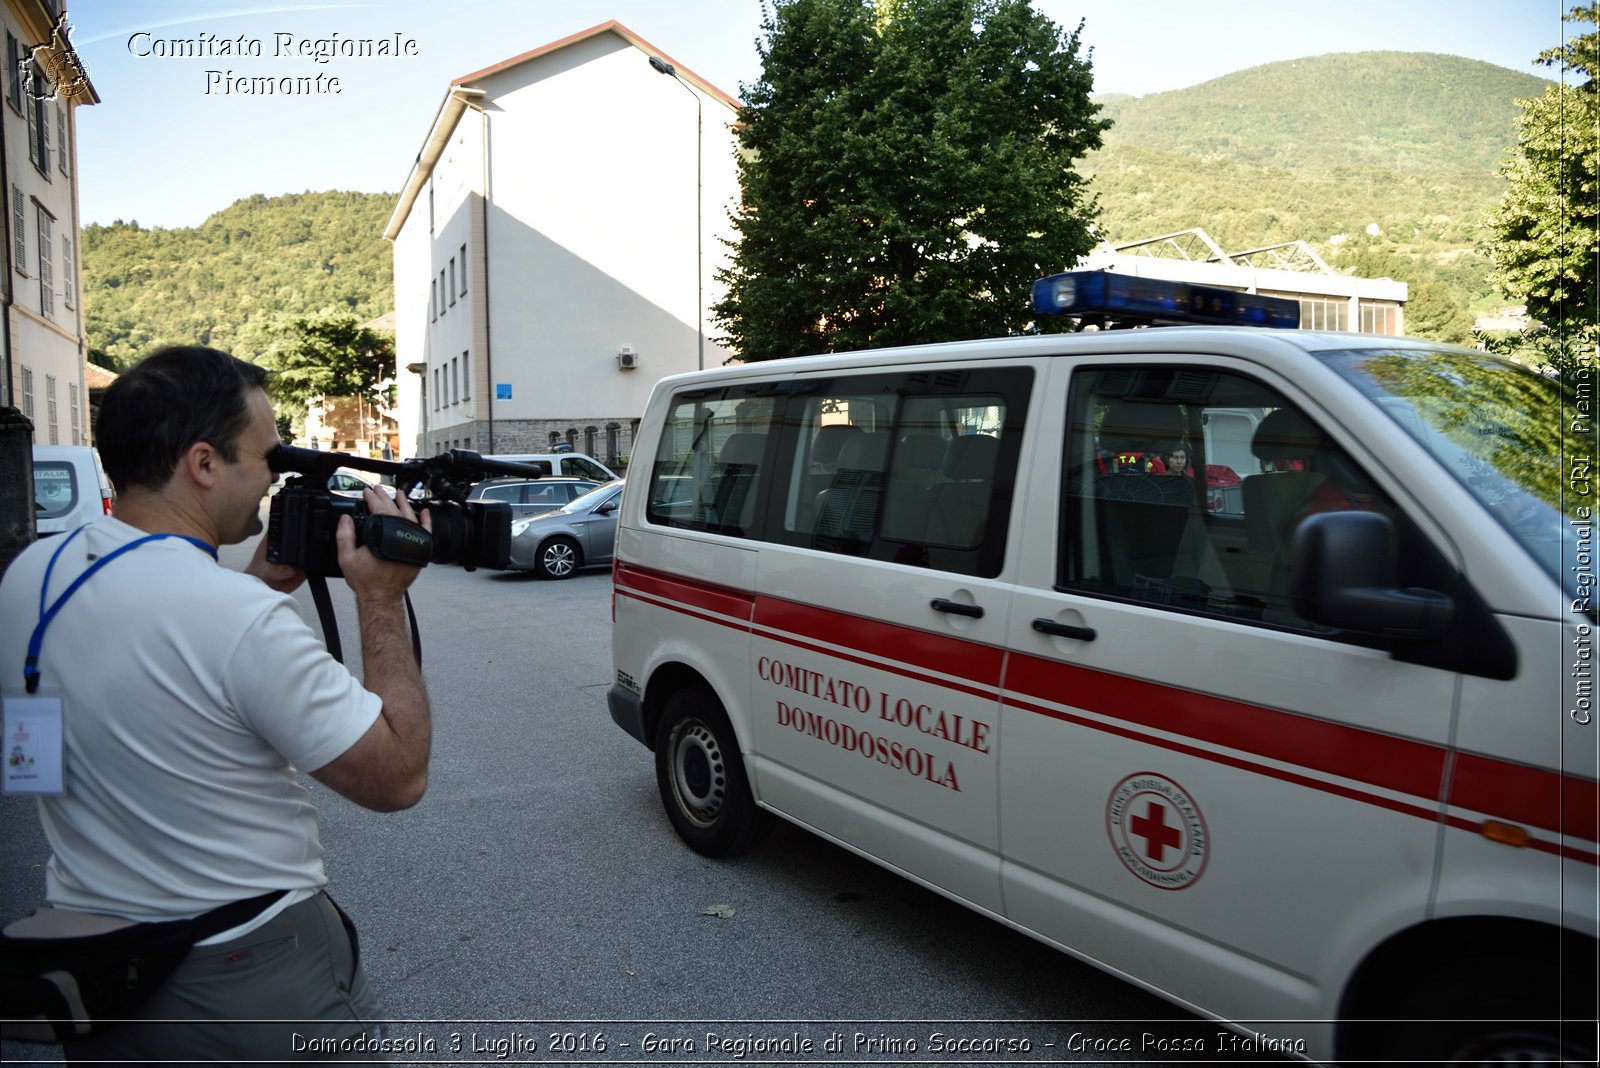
[[1482, 3, 1599, 369], [715, 0, 1109, 359], [264, 315, 395, 417]]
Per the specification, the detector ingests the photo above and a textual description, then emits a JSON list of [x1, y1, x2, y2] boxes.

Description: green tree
[[1482, 3, 1599, 370], [264, 315, 395, 417], [714, 0, 1109, 360]]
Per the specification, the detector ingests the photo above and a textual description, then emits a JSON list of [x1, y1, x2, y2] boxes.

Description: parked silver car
[[507, 480, 622, 578], [467, 477, 599, 520]]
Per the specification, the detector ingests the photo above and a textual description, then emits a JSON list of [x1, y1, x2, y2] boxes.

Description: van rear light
[[101, 492, 114, 516]]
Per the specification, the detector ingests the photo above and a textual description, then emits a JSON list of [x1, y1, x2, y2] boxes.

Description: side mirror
[[1291, 512, 1455, 638]]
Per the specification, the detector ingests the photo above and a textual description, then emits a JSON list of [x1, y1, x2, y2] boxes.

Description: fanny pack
[[0, 889, 288, 1043]]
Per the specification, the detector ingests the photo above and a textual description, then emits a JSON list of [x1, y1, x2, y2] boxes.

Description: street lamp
[[648, 55, 703, 371]]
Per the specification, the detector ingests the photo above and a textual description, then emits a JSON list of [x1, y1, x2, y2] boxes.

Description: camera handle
[[306, 574, 422, 668]]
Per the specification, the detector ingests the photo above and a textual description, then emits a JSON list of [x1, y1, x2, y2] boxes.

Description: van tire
[[1370, 956, 1593, 1065], [655, 686, 772, 857], [535, 537, 580, 579]]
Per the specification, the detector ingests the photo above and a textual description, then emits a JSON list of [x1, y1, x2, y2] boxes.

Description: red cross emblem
[[1106, 773, 1209, 890], [1130, 799, 1182, 862]]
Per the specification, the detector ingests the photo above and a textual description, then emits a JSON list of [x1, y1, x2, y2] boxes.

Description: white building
[[1077, 229, 1408, 335], [385, 21, 742, 467], [2, 0, 96, 443]]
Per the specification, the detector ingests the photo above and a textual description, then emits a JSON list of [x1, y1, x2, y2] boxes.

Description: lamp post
[[648, 55, 703, 371]]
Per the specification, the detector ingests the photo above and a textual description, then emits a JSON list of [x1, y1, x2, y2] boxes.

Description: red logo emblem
[[1106, 773, 1208, 890]]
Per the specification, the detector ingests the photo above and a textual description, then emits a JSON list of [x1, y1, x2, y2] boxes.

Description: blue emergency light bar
[[1031, 271, 1301, 329]]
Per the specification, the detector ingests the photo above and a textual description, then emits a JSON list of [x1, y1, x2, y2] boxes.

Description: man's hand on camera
[[337, 487, 432, 600], [245, 535, 307, 594]]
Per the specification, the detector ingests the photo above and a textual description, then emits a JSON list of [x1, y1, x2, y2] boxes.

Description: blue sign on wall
[[496, 383, 512, 400]]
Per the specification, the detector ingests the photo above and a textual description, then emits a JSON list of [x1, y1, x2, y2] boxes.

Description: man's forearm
[[357, 594, 432, 777]]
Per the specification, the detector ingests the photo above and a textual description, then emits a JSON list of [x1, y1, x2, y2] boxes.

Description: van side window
[[1061, 366, 1397, 630], [642, 368, 1031, 577], [645, 390, 778, 538]]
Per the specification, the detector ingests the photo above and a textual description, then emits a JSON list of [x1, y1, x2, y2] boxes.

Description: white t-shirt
[[0, 517, 381, 921]]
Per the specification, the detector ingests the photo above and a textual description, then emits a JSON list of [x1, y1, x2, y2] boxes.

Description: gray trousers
[[64, 891, 385, 1065]]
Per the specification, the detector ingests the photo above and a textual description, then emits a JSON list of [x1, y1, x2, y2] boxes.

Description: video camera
[[266, 445, 544, 576]]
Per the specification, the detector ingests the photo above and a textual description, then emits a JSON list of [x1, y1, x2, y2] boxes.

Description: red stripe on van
[[1449, 754, 1600, 843], [614, 562, 755, 622], [757, 595, 1006, 688], [1004, 653, 1449, 802]]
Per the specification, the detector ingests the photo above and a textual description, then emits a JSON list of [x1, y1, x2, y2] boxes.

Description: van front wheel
[[654, 686, 771, 857]]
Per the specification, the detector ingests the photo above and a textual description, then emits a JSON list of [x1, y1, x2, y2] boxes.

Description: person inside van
[[1165, 447, 1193, 478]]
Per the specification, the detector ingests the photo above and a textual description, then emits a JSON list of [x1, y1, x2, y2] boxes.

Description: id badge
[[3, 695, 65, 795]]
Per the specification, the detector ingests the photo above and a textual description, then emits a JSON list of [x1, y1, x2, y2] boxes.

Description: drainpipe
[[476, 103, 494, 453]]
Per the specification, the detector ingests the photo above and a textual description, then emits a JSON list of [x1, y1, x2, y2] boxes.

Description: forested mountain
[[1081, 52, 1552, 338], [81, 191, 395, 370], [77, 53, 1547, 363]]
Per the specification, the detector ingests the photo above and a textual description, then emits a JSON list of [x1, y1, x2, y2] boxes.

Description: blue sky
[[62, 0, 1561, 230]]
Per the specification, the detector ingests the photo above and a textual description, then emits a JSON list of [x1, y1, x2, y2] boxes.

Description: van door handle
[[1032, 618, 1097, 641], [931, 598, 984, 619]]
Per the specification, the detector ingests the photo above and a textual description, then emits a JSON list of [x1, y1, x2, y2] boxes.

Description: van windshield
[[1320, 346, 1591, 614]]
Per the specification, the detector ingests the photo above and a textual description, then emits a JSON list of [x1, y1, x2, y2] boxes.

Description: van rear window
[[34, 462, 78, 519]]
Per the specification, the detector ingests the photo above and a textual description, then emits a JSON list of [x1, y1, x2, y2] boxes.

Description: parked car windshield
[[1320, 346, 1585, 612], [566, 480, 623, 513]]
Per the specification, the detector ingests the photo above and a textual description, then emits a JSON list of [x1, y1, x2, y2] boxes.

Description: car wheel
[[654, 685, 772, 858], [535, 536, 580, 579]]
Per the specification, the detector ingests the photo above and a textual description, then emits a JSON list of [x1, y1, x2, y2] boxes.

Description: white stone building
[[2, 0, 96, 443], [385, 21, 742, 468]]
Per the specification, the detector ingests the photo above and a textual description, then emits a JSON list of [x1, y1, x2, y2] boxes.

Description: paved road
[[2, 520, 1289, 1065]]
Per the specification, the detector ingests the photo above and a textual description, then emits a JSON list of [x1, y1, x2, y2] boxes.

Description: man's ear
[[182, 441, 221, 489]]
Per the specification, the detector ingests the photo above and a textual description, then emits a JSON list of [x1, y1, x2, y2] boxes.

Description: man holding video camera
[[0, 345, 431, 1059]]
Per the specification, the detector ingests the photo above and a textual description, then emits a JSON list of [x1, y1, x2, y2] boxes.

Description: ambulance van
[[608, 273, 1598, 1063]]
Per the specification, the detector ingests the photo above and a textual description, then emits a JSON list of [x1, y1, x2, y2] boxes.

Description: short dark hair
[[96, 346, 272, 493]]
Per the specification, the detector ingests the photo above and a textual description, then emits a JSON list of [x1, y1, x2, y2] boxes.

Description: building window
[[433, 368, 440, 411], [461, 350, 470, 399], [56, 104, 68, 176], [459, 244, 467, 296], [6, 33, 21, 113], [1298, 297, 1349, 332], [69, 380, 80, 443], [1360, 302, 1400, 336], [61, 235, 73, 308], [450, 356, 459, 405], [20, 366, 33, 419], [24, 62, 51, 179], [439, 270, 446, 314], [45, 374, 58, 444], [37, 206, 54, 318], [448, 258, 456, 306], [11, 186, 25, 273]]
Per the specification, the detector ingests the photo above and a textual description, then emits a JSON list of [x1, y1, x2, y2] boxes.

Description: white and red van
[[608, 275, 1597, 1063]]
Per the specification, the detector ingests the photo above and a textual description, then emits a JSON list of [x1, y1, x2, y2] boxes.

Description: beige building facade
[[1, 0, 95, 443]]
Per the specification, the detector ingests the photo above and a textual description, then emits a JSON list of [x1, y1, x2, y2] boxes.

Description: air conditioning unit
[[618, 346, 639, 370]]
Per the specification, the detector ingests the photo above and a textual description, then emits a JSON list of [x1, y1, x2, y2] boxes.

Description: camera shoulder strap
[[307, 574, 421, 668]]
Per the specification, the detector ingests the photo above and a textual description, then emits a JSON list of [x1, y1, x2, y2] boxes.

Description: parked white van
[[32, 445, 114, 537], [482, 452, 618, 483], [609, 274, 1597, 1064]]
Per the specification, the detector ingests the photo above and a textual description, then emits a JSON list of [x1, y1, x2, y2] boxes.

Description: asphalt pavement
[[2, 516, 1291, 1066]]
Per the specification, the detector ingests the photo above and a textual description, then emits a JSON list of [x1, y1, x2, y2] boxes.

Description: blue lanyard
[[24, 525, 217, 694]]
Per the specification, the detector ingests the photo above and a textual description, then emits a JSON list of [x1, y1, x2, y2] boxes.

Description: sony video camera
[[266, 445, 543, 576]]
